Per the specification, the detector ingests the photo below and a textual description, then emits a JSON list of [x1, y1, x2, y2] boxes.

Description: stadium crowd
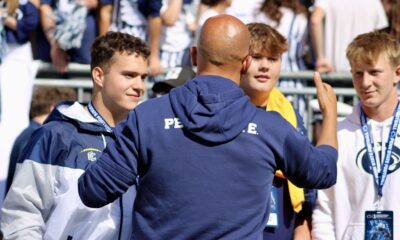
[[0, 0, 399, 239]]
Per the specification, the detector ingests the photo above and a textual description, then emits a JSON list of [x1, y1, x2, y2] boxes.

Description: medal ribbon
[[360, 101, 400, 197], [88, 101, 113, 133]]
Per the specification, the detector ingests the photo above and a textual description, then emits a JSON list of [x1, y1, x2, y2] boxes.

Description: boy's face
[[102, 52, 148, 113], [240, 49, 281, 101], [351, 53, 400, 110]]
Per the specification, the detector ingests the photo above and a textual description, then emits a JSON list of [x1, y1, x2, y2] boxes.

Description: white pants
[[0, 42, 38, 208]]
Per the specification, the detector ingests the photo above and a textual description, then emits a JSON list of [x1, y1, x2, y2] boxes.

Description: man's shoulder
[[136, 96, 172, 113], [256, 109, 292, 125]]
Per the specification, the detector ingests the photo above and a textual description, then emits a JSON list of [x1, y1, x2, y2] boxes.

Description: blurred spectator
[[381, 0, 400, 41], [310, 0, 388, 73], [312, 31, 400, 240], [98, 0, 164, 76], [6, 87, 77, 194], [0, 0, 40, 205], [226, 0, 263, 24], [35, 0, 98, 74], [152, 66, 196, 96], [254, 0, 309, 75], [160, 0, 195, 69]]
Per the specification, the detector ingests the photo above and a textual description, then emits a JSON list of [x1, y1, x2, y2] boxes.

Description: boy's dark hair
[[30, 87, 77, 119], [201, 0, 226, 6], [90, 32, 150, 73]]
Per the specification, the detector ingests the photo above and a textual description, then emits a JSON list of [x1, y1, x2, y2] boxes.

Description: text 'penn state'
[[164, 118, 258, 134]]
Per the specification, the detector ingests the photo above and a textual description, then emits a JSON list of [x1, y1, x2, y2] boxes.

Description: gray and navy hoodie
[[1, 101, 135, 240], [79, 76, 337, 239]]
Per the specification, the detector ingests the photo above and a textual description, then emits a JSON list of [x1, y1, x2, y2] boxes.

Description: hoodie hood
[[169, 75, 257, 143], [45, 101, 112, 135]]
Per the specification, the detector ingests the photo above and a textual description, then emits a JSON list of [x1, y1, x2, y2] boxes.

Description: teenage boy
[[241, 22, 314, 240], [1, 32, 149, 239], [312, 31, 400, 240]]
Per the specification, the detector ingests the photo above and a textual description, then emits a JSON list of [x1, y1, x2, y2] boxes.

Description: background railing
[[34, 62, 359, 139]]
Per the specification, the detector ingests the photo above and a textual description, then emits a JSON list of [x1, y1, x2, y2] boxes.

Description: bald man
[[78, 15, 338, 239]]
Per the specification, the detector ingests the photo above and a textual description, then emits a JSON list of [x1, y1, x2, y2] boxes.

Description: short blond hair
[[247, 23, 288, 56], [346, 31, 400, 68]]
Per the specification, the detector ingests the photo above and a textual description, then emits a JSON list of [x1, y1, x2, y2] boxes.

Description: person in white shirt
[[310, 0, 388, 72], [312, 31, 400, 240], [159, 0, 195, 69]]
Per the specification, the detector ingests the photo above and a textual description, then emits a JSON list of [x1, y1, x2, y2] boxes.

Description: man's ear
[[394, 64, 400, 85], [190, 46, 197, 67], [241, 55, 252, 74], [92, 66, 105, 88]]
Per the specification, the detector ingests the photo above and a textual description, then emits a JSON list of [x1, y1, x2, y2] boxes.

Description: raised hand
[[314, 72, 338, 149]]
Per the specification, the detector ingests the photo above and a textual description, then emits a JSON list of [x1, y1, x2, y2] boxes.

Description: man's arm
[[293, 216, 312, 240], [148, 15, 163, 76], [78, 111, 140, 207], [277, 72, 337, 189], [142, 0, 163, 76], [1, 0, 39, 39], [98, 2, 112, 36], [310, 6, 334, 73], [161, 0, 182, 26], [40, 4, 69, 74], [313, 72, 337, 150]]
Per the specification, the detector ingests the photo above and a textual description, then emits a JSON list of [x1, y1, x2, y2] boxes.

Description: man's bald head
[[197, 15, 250, 67]]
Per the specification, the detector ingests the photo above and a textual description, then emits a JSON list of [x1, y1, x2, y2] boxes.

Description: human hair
[[387, 0, 400, 41], [247, 22, 288, 56], [260, 0, 307, 26], [6, 0, 19, 16], [30, 87, 77, 119], [201, 0, 227, 7], [346, 31, 400, 68], [90, 32, 150, 73]]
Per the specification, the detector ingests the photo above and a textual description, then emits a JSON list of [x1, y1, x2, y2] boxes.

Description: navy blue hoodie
[[78, 76, 337, 239]]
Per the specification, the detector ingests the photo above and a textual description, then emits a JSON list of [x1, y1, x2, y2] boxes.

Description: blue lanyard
[[87, 101, 113, 133], [360, 101, 400, 197]]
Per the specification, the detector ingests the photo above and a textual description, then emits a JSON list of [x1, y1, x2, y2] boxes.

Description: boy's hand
[[314, 72, 338, 149], [314, 72, 337, 118]]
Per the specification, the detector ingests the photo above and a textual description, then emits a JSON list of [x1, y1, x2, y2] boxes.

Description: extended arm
[[40, 3, 69, 74], [148, 15, 163, 76], [98, 2, 111, 36], [2, 0, 39, 39], [161, 0, 182, 26], [277, 72, 337, 189], [78, 111, 140, 207], [313, 72, 337, 150], [310, 7, 334, 73]]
